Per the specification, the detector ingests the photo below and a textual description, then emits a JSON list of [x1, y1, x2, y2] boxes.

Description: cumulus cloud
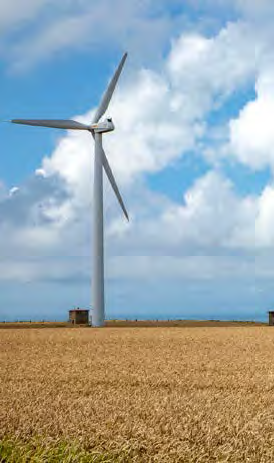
[[167, 22, 258, 104], [229, 71, 274, 172]]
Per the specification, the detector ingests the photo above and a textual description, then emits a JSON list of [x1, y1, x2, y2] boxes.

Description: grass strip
[[0, 438, 133, 463]]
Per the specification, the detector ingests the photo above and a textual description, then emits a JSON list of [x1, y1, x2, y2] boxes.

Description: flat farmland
[[1, 326, 274, 462]]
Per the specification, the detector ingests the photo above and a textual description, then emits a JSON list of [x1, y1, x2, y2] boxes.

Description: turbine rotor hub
[[90, 118, 115, 133]]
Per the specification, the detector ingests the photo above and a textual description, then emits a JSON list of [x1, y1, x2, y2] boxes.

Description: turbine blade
[[101, 145, 129, 221], [93, 53, 127, 123], [11, 119, 89, 130]]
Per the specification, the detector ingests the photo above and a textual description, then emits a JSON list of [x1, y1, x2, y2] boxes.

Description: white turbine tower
[[8, 53, 128, 327]]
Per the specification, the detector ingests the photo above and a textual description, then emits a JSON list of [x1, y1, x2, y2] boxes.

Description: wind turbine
[[8, 53, 128, 327]]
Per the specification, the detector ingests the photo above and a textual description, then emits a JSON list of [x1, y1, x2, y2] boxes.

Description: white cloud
[[255, 185, 274, 247], [167, 22, 258, 102], [235, 0, 274, 18], [0, 0, 50, 30], [229, 71, 274, 172], [1, 0, 274, 73], [0, 0, 188, 71]]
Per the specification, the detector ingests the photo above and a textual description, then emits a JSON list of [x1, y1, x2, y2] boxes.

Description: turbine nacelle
[[90, 118, 114, 133]]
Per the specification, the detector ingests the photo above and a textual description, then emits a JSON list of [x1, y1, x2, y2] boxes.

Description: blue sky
[[0, 0, 274, 322]]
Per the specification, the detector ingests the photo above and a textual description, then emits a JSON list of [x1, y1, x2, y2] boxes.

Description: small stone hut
[[268, 311, 274, 326], [69, 308, 89, 325]]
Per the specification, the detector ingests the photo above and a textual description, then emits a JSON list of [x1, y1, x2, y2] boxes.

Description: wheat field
[[1, 326, 274, 462]]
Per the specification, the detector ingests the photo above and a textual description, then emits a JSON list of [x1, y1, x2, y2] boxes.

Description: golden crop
[[1, 326, 274, 462]]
